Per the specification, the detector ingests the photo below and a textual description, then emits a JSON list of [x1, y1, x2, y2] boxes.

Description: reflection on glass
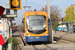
[[26, 15, 47, 34]]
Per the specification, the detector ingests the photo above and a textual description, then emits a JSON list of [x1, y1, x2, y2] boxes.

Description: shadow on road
[[25, 41, 51, 46], [12, 35, 21, 37]]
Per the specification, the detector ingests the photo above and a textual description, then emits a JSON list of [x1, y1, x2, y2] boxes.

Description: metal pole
[[72, 4, 75, 17], [8, 43, 12, 50], [7, 18, 9, 38], [14, 10, 17, 15], [47, 0, 53, 43], [74, 5, 75, 17], [54, 17, 56, 34], [0, 45, 2, 50], [8, 40, 12, 50]]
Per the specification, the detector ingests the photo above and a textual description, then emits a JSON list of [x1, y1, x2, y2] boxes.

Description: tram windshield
[[26, 15, 47, 34]]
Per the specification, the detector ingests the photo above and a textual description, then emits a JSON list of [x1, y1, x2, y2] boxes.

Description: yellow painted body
[[9, 0, 22, 10], [24, 11, 49, 37]]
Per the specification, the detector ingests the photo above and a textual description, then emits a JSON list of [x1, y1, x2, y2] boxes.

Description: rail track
[[21, 36, 75, 46], [21, 35, 53, 50], [23, 41, 54, 50], [18, 31, 75, 50], [54, 37, 75, 44], [20, 33, 75, 50]]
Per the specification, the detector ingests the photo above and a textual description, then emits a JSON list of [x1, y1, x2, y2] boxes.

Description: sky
[[0, 0, 75, 25]]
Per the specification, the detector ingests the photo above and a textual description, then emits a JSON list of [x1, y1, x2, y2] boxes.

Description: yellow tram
[[23, 11, 49, 42]]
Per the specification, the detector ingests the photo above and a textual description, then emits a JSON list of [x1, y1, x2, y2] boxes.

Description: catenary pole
[[47, 0, 53, 43]]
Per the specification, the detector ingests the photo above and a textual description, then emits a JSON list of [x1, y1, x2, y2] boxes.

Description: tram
[[21, 11, 49, 42]]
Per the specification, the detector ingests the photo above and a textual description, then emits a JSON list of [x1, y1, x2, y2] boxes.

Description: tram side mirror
[[22, 19, 24, 23], [22, 18, 25, 23]]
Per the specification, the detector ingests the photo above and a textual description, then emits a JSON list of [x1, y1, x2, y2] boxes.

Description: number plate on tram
[[36, 37, 40, 38]]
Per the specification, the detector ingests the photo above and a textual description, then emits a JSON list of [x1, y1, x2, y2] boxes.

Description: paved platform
[[22, 46, 35, 50], [12, 32, 24, 47], [22, 44, 75, 50], [53, 31, 75, 42], [47, 44, 75, 50], [34, 45, 48, 50]]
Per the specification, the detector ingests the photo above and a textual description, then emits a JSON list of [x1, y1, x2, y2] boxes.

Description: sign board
[[6, 9, 10, 15], [0, 18, 10, 44], [0, 6, 5, 16], [48, 22, 51, 25], [0, 35, 5, 45], [9, 0, 22, 10]]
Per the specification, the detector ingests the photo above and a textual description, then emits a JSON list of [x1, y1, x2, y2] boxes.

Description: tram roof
[[24, 11, 47, 17]]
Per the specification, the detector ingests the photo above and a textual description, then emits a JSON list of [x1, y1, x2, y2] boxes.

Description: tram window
[[26, 15, 47, 34]]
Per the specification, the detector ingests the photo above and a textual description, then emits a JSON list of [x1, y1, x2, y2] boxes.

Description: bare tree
[[51, 5, 61, 17], [41, 5, 61, 18], [41, 5, 61, 25]]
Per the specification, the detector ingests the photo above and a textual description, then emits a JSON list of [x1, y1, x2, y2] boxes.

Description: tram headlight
[[27, 34, 31, 37], [45, 33, 48, 36]]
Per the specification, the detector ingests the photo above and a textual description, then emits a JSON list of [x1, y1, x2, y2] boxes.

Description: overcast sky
[[0, 0, 75, 25]]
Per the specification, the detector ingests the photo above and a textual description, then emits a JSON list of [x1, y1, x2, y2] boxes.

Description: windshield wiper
[[28, 30, 33, 33], [29, 26, 33, 30], [43, 26, 47, 30]]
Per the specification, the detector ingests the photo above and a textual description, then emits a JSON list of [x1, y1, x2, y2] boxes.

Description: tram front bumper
[[26, 36, 48, 42]]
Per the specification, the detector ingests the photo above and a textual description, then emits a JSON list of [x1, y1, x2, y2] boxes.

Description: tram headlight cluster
[[45, 33, 48, 36], [27, 34, 31, 37]]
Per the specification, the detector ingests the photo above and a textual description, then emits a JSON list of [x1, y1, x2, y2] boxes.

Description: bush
[[5, 38, 20, 50]]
